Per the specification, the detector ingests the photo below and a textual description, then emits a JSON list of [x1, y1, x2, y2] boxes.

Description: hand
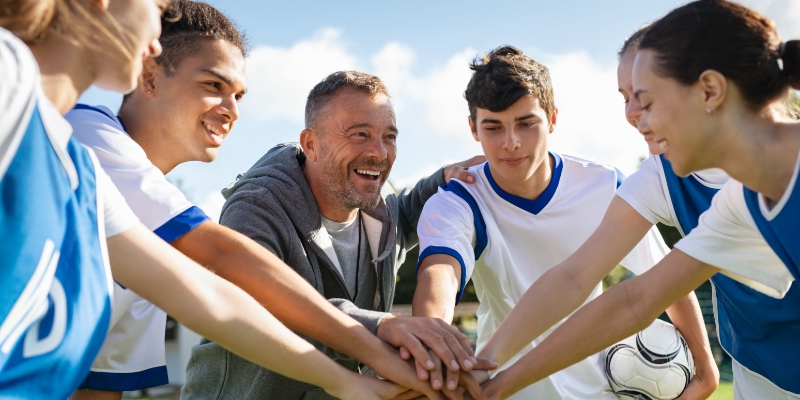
[[675, 356, 719, 400], [391, 360, 494, 400], [378, 315, 477, 385], [366, 341, 446, 400], [329, 373, 409, 400], [443, 156, 487, 184]]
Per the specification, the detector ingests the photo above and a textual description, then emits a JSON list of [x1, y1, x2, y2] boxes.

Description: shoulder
[[558, 153, 625, 187]]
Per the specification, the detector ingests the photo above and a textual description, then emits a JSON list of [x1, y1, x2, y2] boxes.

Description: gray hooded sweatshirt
[[181, 143, 445, 400]]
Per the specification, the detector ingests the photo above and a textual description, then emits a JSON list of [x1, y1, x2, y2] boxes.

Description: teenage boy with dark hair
[[412, 46, 709, 399], [67, 2, 480, 400]]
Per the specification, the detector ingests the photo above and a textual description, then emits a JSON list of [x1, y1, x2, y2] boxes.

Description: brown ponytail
[[640, 0, 795, 111]]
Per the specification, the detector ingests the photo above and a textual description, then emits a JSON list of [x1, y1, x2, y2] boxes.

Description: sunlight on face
[[618, 50, 661, 155], [470, 95, 555, 196], [632, 50, 711, 176]]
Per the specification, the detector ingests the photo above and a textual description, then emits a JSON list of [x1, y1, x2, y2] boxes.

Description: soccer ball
[[604, 319, 694, 400]]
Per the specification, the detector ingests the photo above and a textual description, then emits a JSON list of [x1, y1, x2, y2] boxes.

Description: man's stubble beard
[[317, 144, 390, 212]]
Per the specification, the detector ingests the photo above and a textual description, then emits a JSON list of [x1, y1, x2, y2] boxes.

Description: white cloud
[[391, 160, 459, 190], [243, 28, 358, 123]]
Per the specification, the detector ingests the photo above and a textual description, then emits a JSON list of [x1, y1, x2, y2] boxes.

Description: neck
[[304, 165, 359, 223], [118, 99, 180, 175], [29, 36, 95, 114], [712, 110, 800, 202], [493, 153, 555, 201]]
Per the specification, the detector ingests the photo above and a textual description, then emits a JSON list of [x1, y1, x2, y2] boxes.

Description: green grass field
[[709, 381, 734, 400]]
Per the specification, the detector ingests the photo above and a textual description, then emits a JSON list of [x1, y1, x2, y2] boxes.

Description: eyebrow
[[344, 122, 399, 133], [201, 68, 248, 95], [480, 114, 538, 124]]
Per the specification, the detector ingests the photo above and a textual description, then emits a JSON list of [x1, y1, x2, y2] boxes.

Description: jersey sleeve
[[417, 189, 478, 303], [619, 225, 670, 276], [0, 28, 37, 179], [66, 107, 209, 242], [616, 156, 675, 226], [675, 180, 793, 298]]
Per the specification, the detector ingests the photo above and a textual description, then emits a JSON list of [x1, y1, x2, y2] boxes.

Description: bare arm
[[483, 251, 719, 400], [478, 197, 654, 367], [665, 294, 719, 399], [169, 221, 443, 399], [108, 224, 412, 400], [413, 254, 462, 323]]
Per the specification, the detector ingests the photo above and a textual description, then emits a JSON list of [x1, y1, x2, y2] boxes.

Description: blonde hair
[[0, 0, 139, 64]]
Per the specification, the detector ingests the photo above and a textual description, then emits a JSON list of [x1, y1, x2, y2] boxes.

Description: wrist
[[375, 313, 395, 339]]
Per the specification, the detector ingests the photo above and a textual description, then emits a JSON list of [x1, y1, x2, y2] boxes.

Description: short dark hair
[[156, 0, 247, 75], [305, 71, 389, 129], [618, 24, 651, 60], [640, 0, 800, 111], [464, 45, 554, 124]]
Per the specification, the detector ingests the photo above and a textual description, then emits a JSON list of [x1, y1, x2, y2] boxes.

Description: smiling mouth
[[355, 169, 381, 181]]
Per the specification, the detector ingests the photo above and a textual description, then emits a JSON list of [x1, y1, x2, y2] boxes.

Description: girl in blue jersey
[[473, 1, 800, 399], [0, 2, 410, 399]]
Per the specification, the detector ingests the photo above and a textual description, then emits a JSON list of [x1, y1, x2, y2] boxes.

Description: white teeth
[[356, 169, 380, 176], [658, 140, 669, 150], [204, 123, 223, 136]]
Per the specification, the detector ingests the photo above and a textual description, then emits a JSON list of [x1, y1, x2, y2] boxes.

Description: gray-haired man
[[182, 71, 490, 400]]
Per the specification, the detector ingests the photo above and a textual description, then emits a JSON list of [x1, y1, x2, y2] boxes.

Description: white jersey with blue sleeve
[[65, 105, 210, 391], [417, 154, 669, 400], [675, 152, 799, 299], [0, 27, 138, 399]]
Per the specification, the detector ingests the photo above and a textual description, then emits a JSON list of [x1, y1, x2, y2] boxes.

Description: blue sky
[[79, 0, 799, 219]]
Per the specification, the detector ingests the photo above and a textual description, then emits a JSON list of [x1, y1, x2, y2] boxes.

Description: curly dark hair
[[464, 45, 554, 125], [155, 0, 248, 75]]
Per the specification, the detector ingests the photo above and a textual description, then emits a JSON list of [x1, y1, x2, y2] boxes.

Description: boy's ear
[[468, 116, 479, 141], [548, 107, 559, 133], [139, 58, 159, 97]]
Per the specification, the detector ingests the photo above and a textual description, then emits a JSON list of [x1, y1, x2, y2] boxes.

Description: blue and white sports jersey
[[674, 155, 797, 299], [618, 154, 800, 395], [65, 105, 210, 391], [0, 28, 138, 398], [418, 154, 668, 400]]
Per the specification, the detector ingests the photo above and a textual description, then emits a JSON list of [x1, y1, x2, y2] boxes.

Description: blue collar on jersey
[[484, 151, 563, 215]]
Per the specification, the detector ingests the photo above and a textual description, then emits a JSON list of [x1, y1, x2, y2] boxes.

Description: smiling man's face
[[312, 88, 398, 211]]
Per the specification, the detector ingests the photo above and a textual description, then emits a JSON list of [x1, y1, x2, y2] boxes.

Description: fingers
[[399, 331, 436, 371], [458, 372, 485, 400], [444, 363, 460, 392], [441, 325, 474, 370], [399, 346, 411, 360], [429, 351, 445, 391], [441, 385, 466, 400], [415, 358, 429, 380], [470, 358, 498, 372]]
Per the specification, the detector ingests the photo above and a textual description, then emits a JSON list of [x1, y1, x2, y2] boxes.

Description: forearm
[[108, 226, 355, 395], [486, 251, 718, 400], [413, 255, 460, 323], [481, 197, 654, 368], [478, 266, 593, 368], [666, 293, 719, 399], [178, 223, 387, 365]]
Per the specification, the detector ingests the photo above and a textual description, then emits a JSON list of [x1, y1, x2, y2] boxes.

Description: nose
[[149, 39, 163, 58], [625, 98, 642, 128], [636, 110, 650, 135], [218, 95, 240, 125], [365, 134, 389, 160], [502, 128, 521, 151]]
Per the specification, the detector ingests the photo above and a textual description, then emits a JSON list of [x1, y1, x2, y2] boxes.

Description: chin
[[647, 143, 665, 156]]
